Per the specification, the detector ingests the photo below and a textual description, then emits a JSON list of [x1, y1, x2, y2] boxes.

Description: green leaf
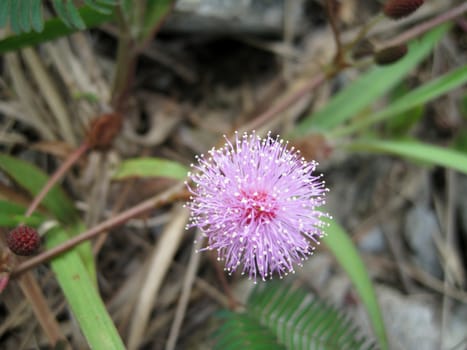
[[346, 139, 467, 175], [453, 129, 467, 153], [334, 63, 467, 136], [214, 312, 286, 350], [84, 0, 113, 14], [0, 200, 32, 216], [0, 0, 11, 28], [0, 200, 44, 227], [30, 0, 43, 32], [382, 82, 424, 137], [46, 226, 125, 350], [291, 25, 448, 137], [65, 0, 86, 29], [0, 213, 43, 227], [10, 0, 21, 33], [0, 0, 40, 33], [323, 219, 388, 350], [66, 220, 97, 285], [0, 154, 78, 223], [0, 0, 116, 35], [84, 0, 117, 14], [140, 0, 173, 42], [112, 157, 188, 181], [214, 282, 377, 349], [0, 6, 115, 53], [52, 0, 72, 28], [19, 0, 32, 33], [97, 0, 117, 4], [460, 92, 467, 119], [0, 154, 96, 280]]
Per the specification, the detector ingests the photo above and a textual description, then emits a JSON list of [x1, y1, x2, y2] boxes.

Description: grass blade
[[346, 139, 467, 175], [0, 199, 44, 227], [0, 154, 95, 280], [46, 226, 125, 349], [323, 218, 388, 350], [334, 63, 467, 136], [291, 25, 448, 136], [0, 154, 78, 223], [112, 157, 188, 181]]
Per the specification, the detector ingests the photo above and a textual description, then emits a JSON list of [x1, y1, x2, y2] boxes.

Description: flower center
[[238, 190, 278, 225]]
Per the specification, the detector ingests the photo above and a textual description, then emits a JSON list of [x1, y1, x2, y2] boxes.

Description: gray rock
[[358, 225, 386, 253], [354, 286, 440, 350], [404, 205, 443, 278], [443, 303, 467, 349], [300, 253, 334, 291], [165, 0, 303, 35]]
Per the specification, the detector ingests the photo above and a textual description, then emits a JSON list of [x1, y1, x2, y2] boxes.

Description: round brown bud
[[7, 226, 41, 256], [86, 113, 122, 150], [383, 0, 424, 20], [375, 44, 408, 65]]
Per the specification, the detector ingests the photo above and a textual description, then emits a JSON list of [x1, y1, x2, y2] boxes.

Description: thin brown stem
[[211, 252, 239, 310], [382, 2, 467, 48], [344, 14, 383, 52], [136, 0, 176, 52], [12, 183, 186, 277], [25, 142, 89, 218], [240, 72, 327, 133], [18, 272, 67, 346], [325, 0, 343, 65], [111, 2, 175, 112]]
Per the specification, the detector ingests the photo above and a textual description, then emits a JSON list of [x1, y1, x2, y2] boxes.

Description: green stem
[[110, 8, 137, 111]]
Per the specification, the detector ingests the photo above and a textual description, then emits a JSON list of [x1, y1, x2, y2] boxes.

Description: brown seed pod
[[375, 44, 408, 65], [383, 0, 424, 20], [7, 226, 41, 256]]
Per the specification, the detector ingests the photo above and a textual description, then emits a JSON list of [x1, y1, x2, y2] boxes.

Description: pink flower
[[186, 131, 329, 281]]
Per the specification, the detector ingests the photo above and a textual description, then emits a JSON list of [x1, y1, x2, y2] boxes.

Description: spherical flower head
[[185, 131, 329, 282], [7, 225, 41, 256]]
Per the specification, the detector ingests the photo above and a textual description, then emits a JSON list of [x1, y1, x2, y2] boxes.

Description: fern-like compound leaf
[[65, 0, 86, 29], [214, 282, 378, 350], [19, 0, 32, 32], [214, 311, 286, 350], [10, 0, 21, 33], [0, 0, 116, 34], [0, 1, 10, 28], [84, 0, 117, 14], [30, 0, 43, 32]]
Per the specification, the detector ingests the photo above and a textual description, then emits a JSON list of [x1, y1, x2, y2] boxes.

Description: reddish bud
[[383, 0, 424, 20], [86, 113, 122, 150], [7, 226, 41, 256], [375, 44, 408, 65]]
